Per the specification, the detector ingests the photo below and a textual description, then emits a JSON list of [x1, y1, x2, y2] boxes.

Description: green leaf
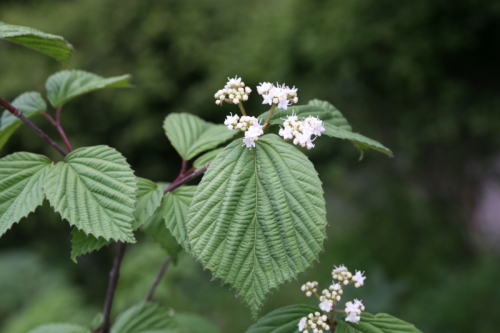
[[163, 113, 237, 160], [174, 313, 222, 333], [27, 323, 91, 333], [46, 70, 131, 107], [0, 92, 47, 152], [0, 152, 51, 236], [335, 313, 422, 333], [307, 99, 352, 131], [193, 148, 223, 170], [162, 186, 196, 252], [134, 178, 164, 229], [187, 134, 327, 320], [43, 145, 137, 243], [70, 228, 110, 262], [141, 203, 183, 263], [0, 23, 74, 66], [323, 122, 393, 157], [258, 105, 335, 126], [245, 304, 320, 333], [111, 302, 177, 333]]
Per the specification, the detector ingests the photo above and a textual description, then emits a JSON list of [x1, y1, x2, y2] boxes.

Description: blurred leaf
[[90, 313, 104, 331], [307, 99, 352, 131], [187, 134, 327, 320], [245, 304, 320, 333], [259, 105, 334, 126], [27, 324, 91, 333], [162, 186, 196, 252], [174, 313, 222, 333], [193, 148, 223, 170], [70, 228, 110, 262], [134, 177, 163, 229], [0, 23, 74, 66], [336, 313, 422, 333], [0, 152, 51, 236], [0, 92, 47, 152], [163, 113, 236, 160], [45, 70, 131, 107], [43, 145, 137, 242], [111, 302, 177, 333]]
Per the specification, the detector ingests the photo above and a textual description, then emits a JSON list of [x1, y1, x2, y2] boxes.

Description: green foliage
[[174, 313, 222, 333], [259, 105, 335, 126], [307, 99, 352, 131], [0, 23, 74, 66], [0, 152, 51, 236], [45, 70, 131, 108], [27, 324, 91, 333], [70, 228, 110, 262], [43, 145, 137, 242], [110, 302, 177, 333], [336, 313, 422, 333], [187, 134, 327, 319], [162, 186, 196, 252], [193, 148, 223, 169], [0, 92, 46, 152], [134, 177, 164, 229], [163, 113, 237, 161], [245, 304, 320, 333]]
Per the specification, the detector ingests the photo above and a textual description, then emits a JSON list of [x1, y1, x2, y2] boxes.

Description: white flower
[[352, 271, 366, 286], [279, 126, 294, 140], [278, 98, 291, 110], [330, 283, 341, 291], [245, 87, 252, 93], [319, 299, 333, 312], [243, 136, 256, 148], [353, 299, 364, 309], [233, 98, 239, 104], [257, 82, 272, 95], [262, 93, 274, 105], [227, 75, 242, 87], [224, 113, 240, 130], [345, 312, 360, 324], [333, 264, 347, 274], [345, 301, 360, 314], [298, 317, 307, 331]]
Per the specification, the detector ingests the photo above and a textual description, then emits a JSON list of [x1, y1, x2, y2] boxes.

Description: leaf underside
[[43, 145, 137, 243], [134, 177, 163, 229], [0, 23, 74, 66], [27, 323, 90, 333], [162, 185, 196, 252], [70, 228, 110, 262], [336, 313, 422, 333], [187, 134, 327, 320], [307, 99, 352, 131], [245, 304, 320, 333]]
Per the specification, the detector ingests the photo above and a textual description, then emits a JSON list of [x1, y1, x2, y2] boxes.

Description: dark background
[[1, 0, 500, 332]]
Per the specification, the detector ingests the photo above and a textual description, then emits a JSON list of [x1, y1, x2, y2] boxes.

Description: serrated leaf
[[43, 145, 137, 243], [27, 323, 91, 333], [0, 152, 51, 236], [163, 113, 236, 160], [111, 302, 177, 333], [0, 23, 74, 66], [258, 105, 335, 126], [187, 134, 327, 320], [0, 92, 47, 152], [46, 70, 131, 107], [323, 122, 393, 157], [193, 148, 223, 169], [245, 304, 320, 333], [162, 186, 196, 252], [134, 178, 163, 229], [307, 99, 352, 131], [336, 313, 422, 333], [141, 204, 183, 263], [70, 228, 110, 262]]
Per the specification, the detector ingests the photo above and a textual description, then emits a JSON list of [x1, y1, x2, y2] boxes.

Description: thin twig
[[99, 242, 127, 333], [55, 106, 73, 152], [144, 256, 172, 302], [0, 97, 68, 156], [263, 104, 276, 130], [163, 163, 209, 194]]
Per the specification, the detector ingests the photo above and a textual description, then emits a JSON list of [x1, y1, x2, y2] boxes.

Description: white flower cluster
[[298, 312, 330, 333], [215, 76, 252, 105], [298, 264, 368, 331], [256, 82, 298, 110], [224, 114, 264, 149], [345, 299, 365, 324], [279, 113, 325, 149], [301, 281, 319, 297]]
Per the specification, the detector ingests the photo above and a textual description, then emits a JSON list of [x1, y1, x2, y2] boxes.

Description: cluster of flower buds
[[298, 312, 330, 333], [301, 281, 319, 297], [332, 264, 366, 288], [215, 76, 252, 105], [279, 114, 325, 149], [224, 114, 264, 149], [256, 82, 298, 110], [345, 299, 365, 324]]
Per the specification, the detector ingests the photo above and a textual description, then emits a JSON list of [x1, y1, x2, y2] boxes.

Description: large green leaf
[[174, 313, 222, 333], [134, 177, 164, 229], [323, 122, 393, 157], [163, 113, 237, 160], [46, 70, 131, 107], [111, 302, 177, 333], [0, 152, 51, 236], [245, 304, 320, 333], [193, 148, 223, 169], [258, 105, 335, 126], [43, 145, 137, 243], [27, 324, 91, 333], [0, 92, 47, 152], [162, 186, 196, 252], [307, 99, 352, 131], [187, 134, 327, 319], [0, 23, 74, 66], [70, 228, 110, 262], [335, 313, 422, 333]]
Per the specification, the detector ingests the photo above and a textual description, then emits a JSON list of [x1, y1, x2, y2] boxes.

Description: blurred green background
[[1, 0, 500, 332]]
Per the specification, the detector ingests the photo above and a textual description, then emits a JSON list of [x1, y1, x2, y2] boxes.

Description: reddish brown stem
[[163, 163, 209, 194], [55, 106, 74, 152], [144, 256, 172, 302]]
